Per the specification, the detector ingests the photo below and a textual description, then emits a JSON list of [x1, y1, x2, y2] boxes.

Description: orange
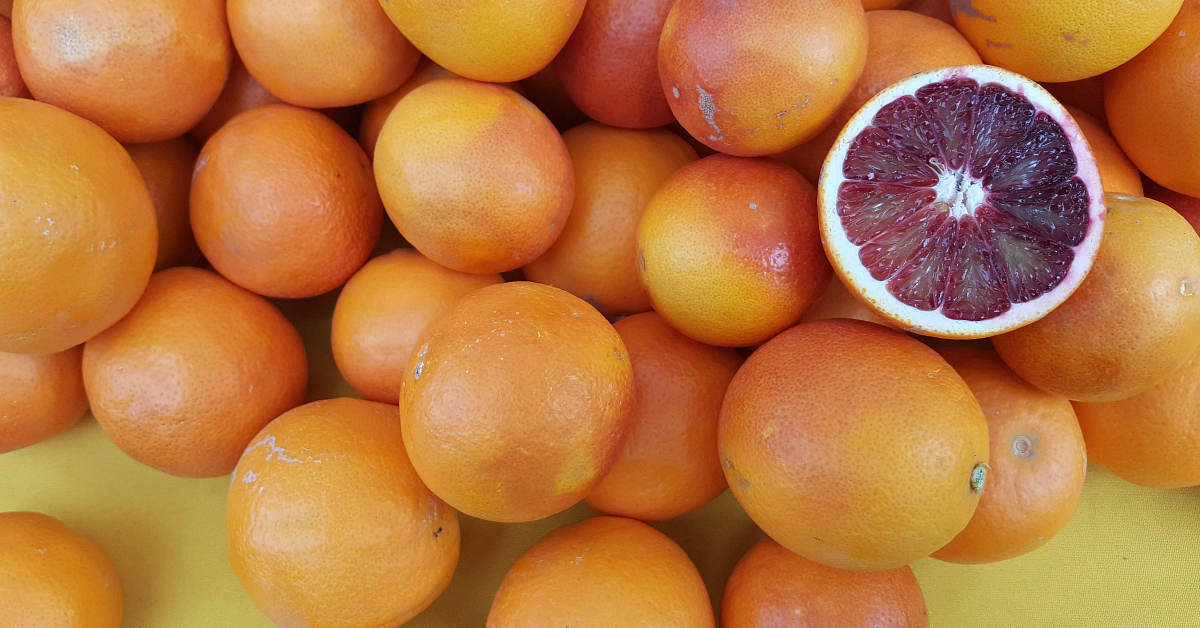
[[932, 347, 1087, 564], [124, 138, 202, 271], [12, 0, 231, 142], [1066, 105, 1143, 195], [722, 538, 928, 628], [0, 512, 122, 628], [487, 516, 714, 627], [82, 267, 308, 478], [863, 0, 912, 8], [374, 79, 573, 274], [1105, 1, 1200, 198], [519, 63, 590, 131], [0, 16, 28, 97], [954, 0, 1185, 82], [359, 58, 458, 158], [189, 56, 282, 144], [799, 276, 895, 328], [0, 346, 88, 453], [228, 398, 459, 628], [658, 0, 867, 156], [637, 155, 831, 347], [191, 104, 382, 299], [331, 249, 502, 404], [0, 98, 156, 355], [993, 194, 1200, 402], [586, 312, 742, 521], [1042, 76, 1107, 123], [401, 282, 634, 523], [908, 0, 952, 23], [1146, 180, 1200, 235], [524, 122, 698, 317], [719, 319, 989, 570]]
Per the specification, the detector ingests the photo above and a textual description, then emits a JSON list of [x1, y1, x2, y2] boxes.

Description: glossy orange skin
[[932, 347, 1086, 564], [228, 398, 460, 628], [518, 63, 590, 131], [525, 122, 698, 317], [719, 320, 989, 570], [0, 16, 28, 97], [556, 0, 675, 128], [192, 104, 383, 298], [800, 276, 896, 328], [0, 98, 157, 355], [188, 56, 282, 143], [12, 0, 231, 142], [359, 58, 458, 158], [722, 538, 928, 628], [83, 267, 308, 478], [1146, 179, 1200, 234], [1043, 75, 1107, 123], [0, 346, 88, 453], [1067, 105, 1142, 195], [400, 282, 634, 523], [0, 512, 122, 628], [638, 155, 831, 347], [331, 249, 502, 404], [586, 312, 742, 521], [124, 138, 202, 271], [487, 516, 714, 627], [658, 0, 867, 156], [375, 79, 573, 274]]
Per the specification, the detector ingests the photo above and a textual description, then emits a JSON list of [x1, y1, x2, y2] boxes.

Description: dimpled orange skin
[[932, 347, 1086, 564], [1146, 180, 1200, 234], [375, 79, 573, 275], [188, 56, 282, 144], [524, 123, 698, 318], [0, 98, 157, 356], [228, 398, 460, 628], [993, 194, 1200, 403], [358, 58, 459, 158], [12, 0, 231, 143], [0, 512, 122, 628], [658, 0, 868, 157], [586, 312, 742, 521], [719, 320, 989, 571], [722, 538, 929, 628], [1065, 106, 1142, 196], [800, 276, 896, 328], [331, 249, 502, 404], [637, 155, 832, 347], [0, 16, 29, 97], [82, 267, 308, 478], [487, 516, 715, 627], [401, 282, 634, 523], [0, 346, 88, 453], [191, 104, 383, 299], [124, 138, 202, 271]]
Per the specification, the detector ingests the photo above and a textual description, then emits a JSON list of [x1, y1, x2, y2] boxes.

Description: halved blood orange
[[818, 65, 1105, 338]]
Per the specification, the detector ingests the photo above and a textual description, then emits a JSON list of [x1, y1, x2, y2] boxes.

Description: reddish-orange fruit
[[191, 104, 382, 298], [0, 347, 88, 453], [331, 249, 502, 404], [722, 538, 929, 628], [932, 347, 1086, 563], [556, 0, 675, 128], [1145, 179, 1200, 234], [374, 79, 573, 274], [1042, 76, 1107, 122], [908, 0, 952, 23], [188, 56, 282, 144], [83, 267, 308, 478], [401, 282, 634, 523], [1067, 105, 1142, 195], [658, 0, 868, 156], [637, 155, 831, 347], [0, 98, 156, 355], [124, 138, 202, 271], [0, 16, 28, 97], [487, 516, 714, 627], [993, 194, 1200, 402], [0, 512, 122, 628], [799, 277, 896, 328], [228, 398, 460, 628], [719, 320, 989, 570], [519, 63, 590, 131], [12, 0, 231, 142], [862, 0, 912, 8], [359, 58, 458, 157], [525, 123, 698, 317]]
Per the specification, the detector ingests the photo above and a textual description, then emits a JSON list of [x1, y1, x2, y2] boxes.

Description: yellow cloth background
[[3, 290, 1199, 627]]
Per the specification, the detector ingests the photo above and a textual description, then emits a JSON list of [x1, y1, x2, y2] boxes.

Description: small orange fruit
[[0, 347, 88, 453], [124, 138, 202, 271], [799, 276, 896, 328], [188, 56, 282, 144], [358, 58, 458, 158], [1145, 179, 1200, 235], [0, 16, 28, 97], [1066, 105, 1142, 195]]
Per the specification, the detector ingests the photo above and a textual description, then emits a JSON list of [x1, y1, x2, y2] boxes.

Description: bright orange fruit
[[124, 137, 202, 271], [0, 16, 28, 97], [1065, 105, 1142, 195], [0, 347, 88, 453]]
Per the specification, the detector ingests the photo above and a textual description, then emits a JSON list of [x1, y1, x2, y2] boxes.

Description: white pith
[[932, 163, 988, 219]]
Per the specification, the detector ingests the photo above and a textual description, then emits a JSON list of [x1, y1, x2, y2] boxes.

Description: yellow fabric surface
[[2, 290, 1199, 627]]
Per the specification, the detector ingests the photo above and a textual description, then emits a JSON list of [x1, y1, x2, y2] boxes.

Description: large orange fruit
[[125, 138, 202, 271], [1146, 180, 1200, 234], [0, 98, 156, 355], [374, 79, 573, 274], [0, 16, 28, 97], [638, 155, 831, 347], [188, 56, 282, 144], [658, 0, 867, 156], [0, 346, 88, 453], [993, 194, 1200, 402], [191, 104, 383, 299], [400, 282, 633, 523], [1066, 105, 1143, 195], [487, 516, 714, 627], [0, 512, 122, 628], [719, 319, 989, 570], [525, 122, 697, 317], [932, 347, 1086, 563], [83, 267, 308, 478], [228, 398, 459, 628], [358, 58, 458, 158], [331, 249, 502, 404], [12, 0, 231, 142], [722, 538, 928, 628]]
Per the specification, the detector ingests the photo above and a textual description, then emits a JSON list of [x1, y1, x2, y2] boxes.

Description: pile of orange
[[2, 0, 1200, 625]]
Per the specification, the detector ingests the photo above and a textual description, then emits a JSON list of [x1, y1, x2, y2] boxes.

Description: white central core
[[933, 164, 987, 218]]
